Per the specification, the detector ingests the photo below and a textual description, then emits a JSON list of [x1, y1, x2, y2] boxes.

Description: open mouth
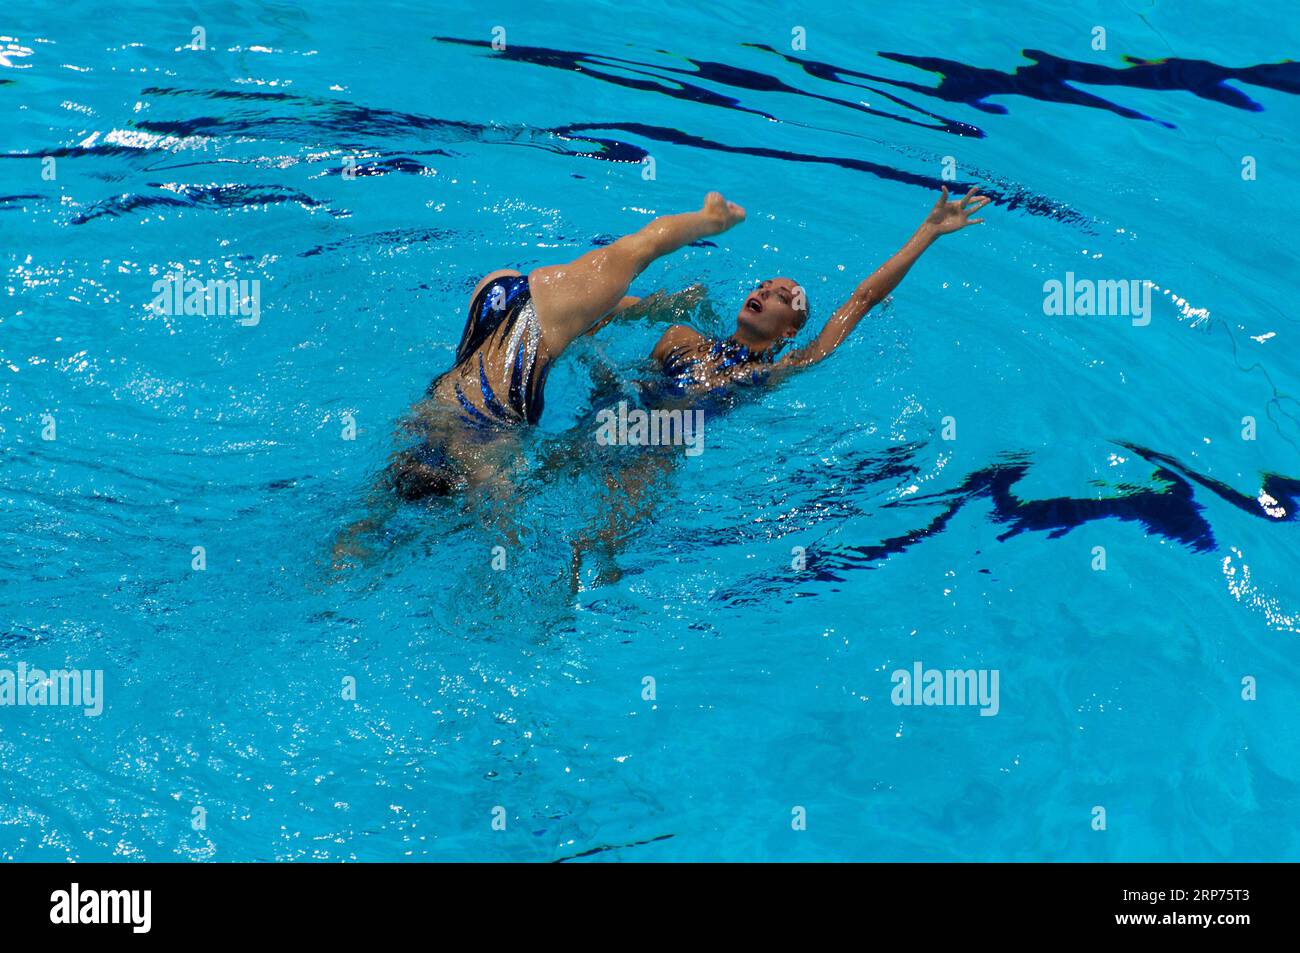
[[744, 296, 763, 314]]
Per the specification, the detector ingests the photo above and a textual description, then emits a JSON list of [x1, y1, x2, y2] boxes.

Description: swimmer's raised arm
[[779, 186, 989, 370]]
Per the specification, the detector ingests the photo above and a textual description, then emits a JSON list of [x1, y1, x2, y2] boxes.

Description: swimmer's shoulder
[[650, 324, 707, 364]]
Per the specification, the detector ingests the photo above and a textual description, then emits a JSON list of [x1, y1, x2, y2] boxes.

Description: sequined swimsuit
[[438, 274, 550, 427], [658, 335, 776, 397], [387, 275, 548, 500]]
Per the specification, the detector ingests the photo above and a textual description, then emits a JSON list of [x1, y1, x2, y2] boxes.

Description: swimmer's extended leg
[[529, 192, 744, 354]]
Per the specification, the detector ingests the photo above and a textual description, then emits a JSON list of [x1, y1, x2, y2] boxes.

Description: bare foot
[[702, 191, 745, 234]]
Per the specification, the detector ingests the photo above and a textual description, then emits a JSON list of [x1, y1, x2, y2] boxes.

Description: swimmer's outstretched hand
[[776, 185, 989, 371], [701, 191, 746, 235], [924, 185, 991, 235]]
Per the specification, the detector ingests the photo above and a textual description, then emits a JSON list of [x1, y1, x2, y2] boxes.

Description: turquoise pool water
[[2, 1, 1299, 861]]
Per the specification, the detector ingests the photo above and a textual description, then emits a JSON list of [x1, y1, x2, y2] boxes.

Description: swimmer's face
[[737, 277, 807, 342]]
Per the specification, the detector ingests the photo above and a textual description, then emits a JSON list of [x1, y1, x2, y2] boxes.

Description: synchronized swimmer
[[384, 186, 991, 501]]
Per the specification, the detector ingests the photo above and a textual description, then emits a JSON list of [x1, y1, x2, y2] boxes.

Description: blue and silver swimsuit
[[389, 275, 549, 500], [438, 274, 550, 428], [658, 335, 776, 397]]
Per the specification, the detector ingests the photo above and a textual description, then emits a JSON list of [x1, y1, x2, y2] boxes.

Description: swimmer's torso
[[657, 334, 776, 397]]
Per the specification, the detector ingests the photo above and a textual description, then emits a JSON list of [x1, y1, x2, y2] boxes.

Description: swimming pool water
[[2, 1, 1299, 861]]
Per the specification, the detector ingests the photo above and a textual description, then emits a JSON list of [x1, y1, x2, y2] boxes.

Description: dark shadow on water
[[739, 44, 1300, 130], [874, 49, 1300, 126], [552, 832, 675, 862], [439, 34, 1300, 137], [433, 35, 983, 138], [714, 441, 1300, 605]]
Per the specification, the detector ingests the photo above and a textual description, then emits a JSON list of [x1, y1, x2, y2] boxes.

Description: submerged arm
[[583, 284, 708, 337]]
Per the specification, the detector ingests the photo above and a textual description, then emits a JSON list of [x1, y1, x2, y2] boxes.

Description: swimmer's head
[[388, 447, 457, 501], [736, 277, 808, 348]]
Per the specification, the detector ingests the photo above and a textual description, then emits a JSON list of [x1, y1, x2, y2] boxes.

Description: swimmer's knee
[[469, 269, 522, 305]]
